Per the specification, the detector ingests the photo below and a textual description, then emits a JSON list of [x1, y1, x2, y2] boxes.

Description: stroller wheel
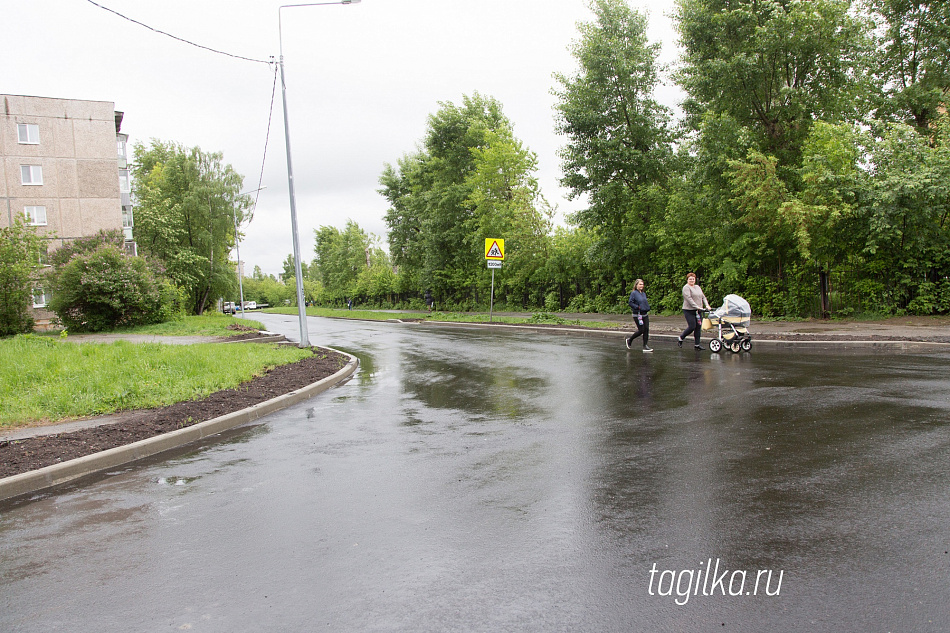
[[729, 340, 741, 353], [709, 339, 722, 353], [741, 338, 752, 352]]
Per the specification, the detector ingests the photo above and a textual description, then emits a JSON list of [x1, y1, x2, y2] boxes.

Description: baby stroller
[[702, 294, 752, 353]]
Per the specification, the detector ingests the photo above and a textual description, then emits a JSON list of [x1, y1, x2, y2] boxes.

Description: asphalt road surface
[[2, 314, 949, 632]]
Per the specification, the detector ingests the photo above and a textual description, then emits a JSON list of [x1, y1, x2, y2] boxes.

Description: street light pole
[[278, 0, 362, 348]]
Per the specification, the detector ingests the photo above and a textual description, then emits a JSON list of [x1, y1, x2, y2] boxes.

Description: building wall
[[1, 95, 122, 241], [0, 94, 127, 324]]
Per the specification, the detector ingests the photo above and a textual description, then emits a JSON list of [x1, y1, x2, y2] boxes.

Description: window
[[117, 139, 127, 160], [24, 206, 47, 226], [17, 123, 40, 144], [21, 165, 43, 185], [32, 287, 52, 308], [119, 169, 131, 193]]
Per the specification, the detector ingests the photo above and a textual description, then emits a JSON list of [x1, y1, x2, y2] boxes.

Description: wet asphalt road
[[2, 314, 950, 632]]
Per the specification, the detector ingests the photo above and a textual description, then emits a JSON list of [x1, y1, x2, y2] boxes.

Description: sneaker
[[643, 346, 653, 353], [625, 338, 632, 349], [694, 344, 705, 350], [677, 337, 683, 348]]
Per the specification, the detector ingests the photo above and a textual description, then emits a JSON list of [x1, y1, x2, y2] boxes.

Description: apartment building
[[0, 94, 134, 324]]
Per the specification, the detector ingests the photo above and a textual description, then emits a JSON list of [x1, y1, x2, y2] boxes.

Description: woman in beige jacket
[[678, 272, 711, 349]]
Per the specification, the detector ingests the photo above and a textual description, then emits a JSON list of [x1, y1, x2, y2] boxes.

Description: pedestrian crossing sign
[[485, 238, 505, 260]]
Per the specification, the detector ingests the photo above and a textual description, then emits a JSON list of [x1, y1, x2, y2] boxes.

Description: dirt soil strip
[[0, 348, 357, 502]]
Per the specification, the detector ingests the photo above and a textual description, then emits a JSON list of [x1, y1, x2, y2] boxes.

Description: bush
[[47, 229, 124, 268], [49, 245, 180, 332]]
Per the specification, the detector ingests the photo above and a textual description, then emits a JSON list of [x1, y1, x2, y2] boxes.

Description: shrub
[[49, 245, 179, 332], [47, 229, 124, 268]]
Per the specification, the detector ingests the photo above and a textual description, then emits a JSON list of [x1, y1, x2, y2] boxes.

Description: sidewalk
[[384, 309, 950, 344]]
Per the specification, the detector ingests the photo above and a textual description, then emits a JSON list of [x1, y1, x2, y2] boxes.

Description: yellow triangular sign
[[485, 238, 505, 260]]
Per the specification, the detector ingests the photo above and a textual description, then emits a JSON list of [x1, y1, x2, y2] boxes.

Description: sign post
[[485, 239, 505, 322]]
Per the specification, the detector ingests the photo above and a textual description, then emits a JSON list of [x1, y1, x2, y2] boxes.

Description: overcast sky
[[6, 0, 682, 276]]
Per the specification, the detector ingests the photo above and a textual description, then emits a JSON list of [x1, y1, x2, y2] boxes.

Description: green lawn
[[92, 313, 266, 337], [263, 306, 622, 329], [1, 334, 311, 428]]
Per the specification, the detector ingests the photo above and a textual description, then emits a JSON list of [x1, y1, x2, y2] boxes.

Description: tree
[[242, 273, 294, 308], [553, 0, 674, 300], [860, 117, 950, 312], [132, 140, 251, 315], [313, 221, 380, 303], [465, 126, 553, 307], [0, 218, 44, 336], [540, 226, 596, 310], [867, 0, 950, 132], [281, 254, 315, 283], [675, 0, 873, 169], [380, 93, 550, 307]]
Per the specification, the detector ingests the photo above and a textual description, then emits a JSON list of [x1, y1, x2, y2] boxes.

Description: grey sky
[[6, 0, 681, 276]]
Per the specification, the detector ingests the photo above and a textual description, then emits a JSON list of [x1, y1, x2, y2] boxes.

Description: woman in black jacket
[[626, 279, 653, 352]]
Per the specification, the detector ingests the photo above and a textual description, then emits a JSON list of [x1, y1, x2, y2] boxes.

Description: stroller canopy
[[713, 294, 752, 319]]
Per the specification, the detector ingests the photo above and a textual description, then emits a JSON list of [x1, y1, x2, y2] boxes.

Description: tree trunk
[[819, 266, 830, 319]]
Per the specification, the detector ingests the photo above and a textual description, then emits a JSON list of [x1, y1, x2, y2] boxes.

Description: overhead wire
[[84, 0, 272, 65], [83, 0, 281, 236], [249, 64, 281, 224]]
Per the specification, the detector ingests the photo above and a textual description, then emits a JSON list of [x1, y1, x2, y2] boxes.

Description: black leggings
[[681, 310, 702, 344], [628, 314, 649, 347]]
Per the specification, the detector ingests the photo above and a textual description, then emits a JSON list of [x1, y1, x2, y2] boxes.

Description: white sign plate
[[487, 260, 503, 269]]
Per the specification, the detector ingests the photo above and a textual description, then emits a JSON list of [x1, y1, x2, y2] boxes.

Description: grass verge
[[93, 313, 266, 337], [0, 335, 311, 428], [262, 307, 623, 329]]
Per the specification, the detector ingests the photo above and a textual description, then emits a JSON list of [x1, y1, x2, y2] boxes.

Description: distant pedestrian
[[626, 279, 653, 352], [678, 272, 711, 350], [424, 289, 434, 312], [347, 298, 352, 310]]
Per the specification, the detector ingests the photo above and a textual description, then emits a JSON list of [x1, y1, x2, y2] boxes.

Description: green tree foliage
[[867, 0, 950, 131], [541, 226, 596, 310], [132, 140, 250, 315], [48, 245, 182, 332], [241, 272, 294, 308], [676, 0, 872, 168], [0, 218, 44, 336], [554, 0, 673, 300], [313, 221, 392, 305], [360, 0, 950, 317], [280, 253, 314, 283], [670, 0, 881, 313], [465, 126, 553, 307], [380, 93, 552, 308], [860, 118, 950, 311]]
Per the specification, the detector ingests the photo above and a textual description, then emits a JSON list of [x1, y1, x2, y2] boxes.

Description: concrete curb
[[410, 321, 950, 350], [0, 348, 358, 503]]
